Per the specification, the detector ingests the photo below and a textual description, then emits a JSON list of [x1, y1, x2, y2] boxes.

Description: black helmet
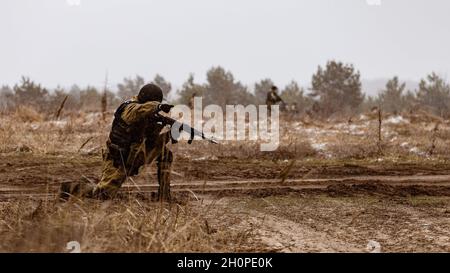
[[138, 83, 163, 103], [271, 85, 278, 91]]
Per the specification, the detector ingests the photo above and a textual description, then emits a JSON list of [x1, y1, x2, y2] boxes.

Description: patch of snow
[[409, 147, 425, 156], [348, 124, 358, 131], [83, 113, 103, 126], [193, 155, 219, 161], [311, 142, 327, 151], [333, 123, 366, 134], [351, 130, 365, 136], [385, 116, 409, 124], [49, 120, 67, 128], [30, 123, 40, 130], [303, 128, 319, 134]]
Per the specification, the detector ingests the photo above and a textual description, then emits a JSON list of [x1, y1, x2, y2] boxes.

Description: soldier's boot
[[91, 185, 120, 200], [156, 150, 173, 202], [59, 179, 96, 201]]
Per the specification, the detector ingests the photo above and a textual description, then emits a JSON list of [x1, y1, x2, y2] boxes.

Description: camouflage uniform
[[60, 95, 174, 201], [93, 97, 173, 200]]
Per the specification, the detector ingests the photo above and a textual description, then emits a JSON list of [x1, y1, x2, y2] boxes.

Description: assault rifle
[[153, 112, 218, 145]]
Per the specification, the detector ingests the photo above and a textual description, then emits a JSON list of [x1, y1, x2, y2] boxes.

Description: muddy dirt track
[[2, 153, 450, 199], [1, 153, 450, 252]]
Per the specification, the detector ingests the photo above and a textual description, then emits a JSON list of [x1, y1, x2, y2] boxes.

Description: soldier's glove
[[158, 103, 174, 113]]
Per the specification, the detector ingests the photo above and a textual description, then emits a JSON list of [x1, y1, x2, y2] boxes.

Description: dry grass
[[0, 197, 254, 253], [1, 107, 450, 160], [0, 111, 107, 154], [1, 108, 450, 252], [14, 105, 44, 123]]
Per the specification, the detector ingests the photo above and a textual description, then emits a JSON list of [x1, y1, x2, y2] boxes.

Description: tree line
[[1, 60, 450, 119]]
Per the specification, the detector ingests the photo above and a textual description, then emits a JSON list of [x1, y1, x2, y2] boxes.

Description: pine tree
[[378, 76, 406, 114], [310, 61, 364, 117]]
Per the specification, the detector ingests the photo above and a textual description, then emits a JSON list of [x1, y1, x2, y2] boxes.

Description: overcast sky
[[2, 0, 450, 92]]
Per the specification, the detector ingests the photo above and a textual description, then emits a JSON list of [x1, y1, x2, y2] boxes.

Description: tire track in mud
[[211, 195, 450, 253], [1, 174, 450, 200], [214, 198, 364, 253]]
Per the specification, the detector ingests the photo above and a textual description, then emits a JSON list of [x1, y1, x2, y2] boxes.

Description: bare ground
[[0, 153, 449, 252]]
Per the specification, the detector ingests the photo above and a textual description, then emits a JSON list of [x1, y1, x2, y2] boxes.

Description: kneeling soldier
[[60, 83, 174, 201]]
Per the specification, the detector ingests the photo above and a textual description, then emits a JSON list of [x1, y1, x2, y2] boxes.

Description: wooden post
[[428, 122, 439, 156], [101, 72, 108, 122], [55, 95, 68, 120], [377, 108, 383, 155]]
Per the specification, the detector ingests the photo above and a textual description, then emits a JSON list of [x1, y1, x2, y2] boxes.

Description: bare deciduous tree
[[117, 75, 145, 100]]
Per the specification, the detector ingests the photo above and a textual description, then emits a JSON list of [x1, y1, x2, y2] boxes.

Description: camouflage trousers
[[93, 132, 173, 201]]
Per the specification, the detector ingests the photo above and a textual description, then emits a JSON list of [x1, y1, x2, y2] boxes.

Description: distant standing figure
[[266, 85, 284, 115]]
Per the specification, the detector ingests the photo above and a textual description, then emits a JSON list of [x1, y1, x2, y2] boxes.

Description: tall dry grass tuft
[[14, 105, 44, 123], [0, 198, 252, 253]]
